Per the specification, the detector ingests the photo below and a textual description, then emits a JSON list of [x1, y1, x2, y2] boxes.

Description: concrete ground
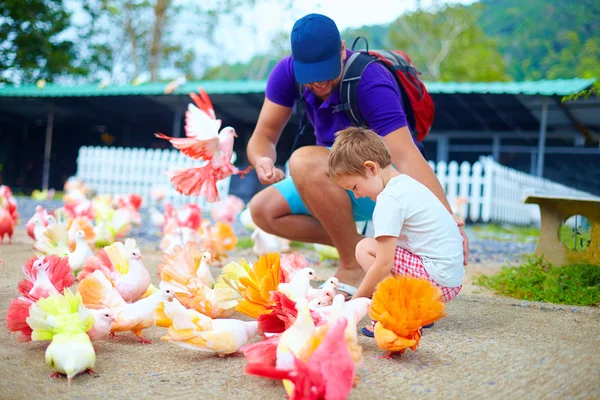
[[0, 227, 598, 399]]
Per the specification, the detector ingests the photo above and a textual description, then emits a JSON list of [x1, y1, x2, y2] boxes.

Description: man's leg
[[289, 146, 365, 289], [249, 185, 333, 245]]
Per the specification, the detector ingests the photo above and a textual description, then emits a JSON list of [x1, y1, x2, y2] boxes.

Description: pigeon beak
[[233, 131, 238, 138]]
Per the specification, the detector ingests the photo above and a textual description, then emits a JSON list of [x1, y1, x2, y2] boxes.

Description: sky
[[62, 0, 477, 82], [206, 0, 478, 64]]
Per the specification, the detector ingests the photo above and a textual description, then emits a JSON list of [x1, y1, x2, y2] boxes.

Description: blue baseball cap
[[291, 14, 342, 84]]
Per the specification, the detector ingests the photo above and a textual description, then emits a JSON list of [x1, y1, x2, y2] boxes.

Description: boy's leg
[[392, 247, 462, 303], [355, 237, 380, 337], [355, 238, 377, 271]]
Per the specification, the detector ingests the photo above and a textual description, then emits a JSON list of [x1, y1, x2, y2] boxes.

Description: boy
[[328, 127, 465, 307]]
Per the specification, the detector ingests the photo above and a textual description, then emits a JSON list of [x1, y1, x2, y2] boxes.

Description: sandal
[[320, 280, 358, 301], [361, 320, 376, 338]]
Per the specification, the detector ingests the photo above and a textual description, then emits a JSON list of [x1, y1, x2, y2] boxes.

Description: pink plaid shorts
[[391, 246, 462, 303]]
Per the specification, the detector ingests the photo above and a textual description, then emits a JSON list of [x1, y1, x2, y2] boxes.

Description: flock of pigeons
[[0, 88, 449, 399]]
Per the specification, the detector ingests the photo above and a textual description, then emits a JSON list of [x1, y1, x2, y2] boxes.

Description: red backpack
[[335, 37, 435, 142]]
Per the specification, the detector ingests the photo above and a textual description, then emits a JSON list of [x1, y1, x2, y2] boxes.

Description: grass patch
[[559, 224, 591, 251], [475, 257, 600, 306], [236, 237, 253, 249], [472, 223, 539, 243], [235, 238, 308, 250], [290, 241, 309, 249]]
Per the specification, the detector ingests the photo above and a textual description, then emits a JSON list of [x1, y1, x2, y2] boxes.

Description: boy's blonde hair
[[328, 127, 392, 180]]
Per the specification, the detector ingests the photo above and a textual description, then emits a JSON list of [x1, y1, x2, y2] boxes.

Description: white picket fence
[[76, 146, 236, 210], [428, 156, 592, 225], [77, 146, 592, 225]]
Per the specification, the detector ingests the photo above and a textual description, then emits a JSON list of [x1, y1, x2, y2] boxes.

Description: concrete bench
[[524, 193, 600, 266]]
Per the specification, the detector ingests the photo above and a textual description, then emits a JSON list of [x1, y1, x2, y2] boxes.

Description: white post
[[492, 134, 501, 161], [42, 102, 55, 191], [172, 108, 183, 138], [536, 97, 548, 177], [530, 150, 537, 176], [437, 136, 449, 163]]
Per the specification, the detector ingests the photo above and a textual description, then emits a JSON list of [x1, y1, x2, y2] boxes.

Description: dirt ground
[[0, 228, 598, 400]]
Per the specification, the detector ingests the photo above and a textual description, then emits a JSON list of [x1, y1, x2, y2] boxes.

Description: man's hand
[[255, 157, 285, 185], [453, 215, 469, 266]]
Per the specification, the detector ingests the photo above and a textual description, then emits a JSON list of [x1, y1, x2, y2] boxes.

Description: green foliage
[[314, 0, 600, 82], [476, 257, 600, 306], [472, 223, 539, 243], [202, 55, 279, 81], [342, 24, 392, 50], [290, 241, 308, 249], [387, 4, 510, 82], [562, 81, 600, 102], [0, 0, 88, 84], [558, 223, 591, 252], [236, 236, 253, 249], [478, 0, 600, 81]]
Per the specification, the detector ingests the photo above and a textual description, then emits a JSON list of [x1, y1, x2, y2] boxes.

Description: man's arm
[[247, 98, 293, 184], [383, 127, 469, 265], [352, 236, 397, 299], [383, 127, 452, 212]]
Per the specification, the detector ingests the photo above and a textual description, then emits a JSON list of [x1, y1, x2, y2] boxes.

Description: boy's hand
[[453, 216, 469, 266], [255, 157, 285, 185]]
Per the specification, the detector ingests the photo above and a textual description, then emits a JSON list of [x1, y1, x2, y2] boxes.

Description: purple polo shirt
[[265, 50, 408, 146]]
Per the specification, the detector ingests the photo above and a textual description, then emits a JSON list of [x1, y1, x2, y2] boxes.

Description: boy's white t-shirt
[[372, 174, 465, 287]]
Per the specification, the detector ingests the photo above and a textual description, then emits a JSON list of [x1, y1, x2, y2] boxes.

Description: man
[[246, 13, 468, 297]]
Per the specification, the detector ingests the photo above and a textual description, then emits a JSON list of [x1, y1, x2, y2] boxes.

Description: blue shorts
[[273, 175, 376, 222]]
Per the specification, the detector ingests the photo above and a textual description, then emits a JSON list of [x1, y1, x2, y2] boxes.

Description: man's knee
[[289, 146, 329, 180], [248, 187, 290, 232], [249, 190, 272, 231]]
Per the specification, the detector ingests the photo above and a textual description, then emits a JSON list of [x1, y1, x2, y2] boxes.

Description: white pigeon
[[239, 207, 257, 231], [78, 270, 174, 343], [316, 294, 372, 329], [160, 227, 201, 254], [251, 227, 290, 256], [86, 309, 116, 341], [32, 217, 47, 242], [46, 215, 57, 227], [148, 207, 165, 229], [276, 298, 316, 370], [307, 276, 338, 304], [68, 230, 94, 273], [160, 298, 259, 356], [93, 217, 112, 247], [196, 251, 215, 288], [277, 267, 318, 301]]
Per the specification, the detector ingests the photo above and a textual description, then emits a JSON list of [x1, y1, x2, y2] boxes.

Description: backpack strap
[[334, 52, 377, 127], [290, 81, 308, 153]]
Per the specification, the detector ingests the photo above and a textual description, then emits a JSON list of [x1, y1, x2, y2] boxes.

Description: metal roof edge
[[0, 78, 595, 98]]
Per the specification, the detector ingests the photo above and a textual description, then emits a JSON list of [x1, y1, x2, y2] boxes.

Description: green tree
[[0, 0, 88, 84], [478, 0, 600, 80], [82, 0, 276, 83], [342, 24, 391, 50], [388, 4, 510, 82]]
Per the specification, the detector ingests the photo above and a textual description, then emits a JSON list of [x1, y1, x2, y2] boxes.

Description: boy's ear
[[363, 160, 377, 174]]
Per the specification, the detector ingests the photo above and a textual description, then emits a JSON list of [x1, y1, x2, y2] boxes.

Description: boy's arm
[[352, 236, 397, 299]]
